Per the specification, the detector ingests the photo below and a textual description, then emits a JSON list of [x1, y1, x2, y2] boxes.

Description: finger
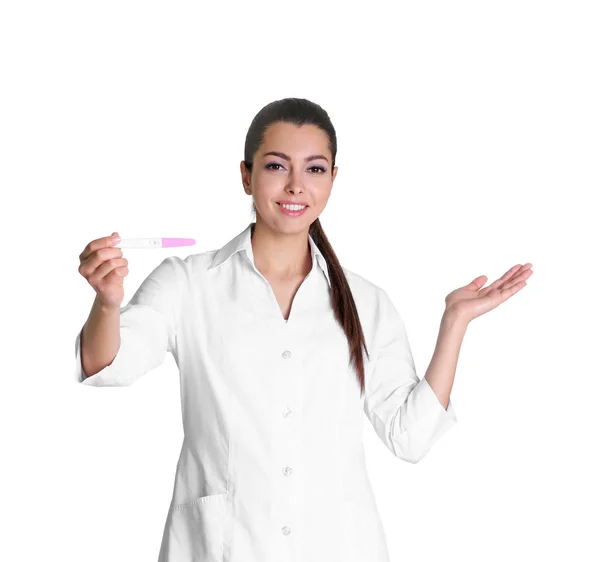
[[79, 232, 121, 263], [463, 275, 487, 291], [497, 265, 533, 291], [499, 264, 524, 283], [498, 280, 527, 302], [499, 269, 533, 293], [79, 247, 124, 279], [480, 264, 532, 295], [97, 267, 126, 289], [88, 257, 128, 284], [504, 263, 532, 282], [104, 265, 128, 285]]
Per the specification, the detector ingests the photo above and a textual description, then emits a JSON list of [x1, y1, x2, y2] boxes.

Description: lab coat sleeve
[[363, 288, 457, 463], [74, 256, 180, 387]]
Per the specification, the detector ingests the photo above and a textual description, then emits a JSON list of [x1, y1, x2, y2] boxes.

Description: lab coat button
[[282, 350, 292, 359], [282, 466, 293, 476], [281, 526, 291, 535]]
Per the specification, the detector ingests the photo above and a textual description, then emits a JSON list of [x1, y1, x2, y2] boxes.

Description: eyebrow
[[262, 151, 329, 164]]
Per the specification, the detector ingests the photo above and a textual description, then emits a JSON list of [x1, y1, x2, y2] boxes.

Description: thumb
[[465, 275, 487, 290]]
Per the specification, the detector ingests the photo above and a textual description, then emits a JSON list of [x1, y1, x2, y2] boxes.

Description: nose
[[286, 169, 305, 193], [286, 185, 303, 195]]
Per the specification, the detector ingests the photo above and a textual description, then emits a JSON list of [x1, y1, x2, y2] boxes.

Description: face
[[240, 122, 338, 234]]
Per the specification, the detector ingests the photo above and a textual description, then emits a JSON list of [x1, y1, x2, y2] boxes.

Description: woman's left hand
[[445, 263, 533, 323]]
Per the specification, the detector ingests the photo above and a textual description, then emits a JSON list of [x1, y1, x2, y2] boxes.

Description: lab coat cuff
[[399, 376, 457, 458], [74, 327, 131, 387], [418, 376, 457, 420]]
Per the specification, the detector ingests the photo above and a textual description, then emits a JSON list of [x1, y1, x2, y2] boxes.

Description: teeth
[[282, 204, 306, 211]]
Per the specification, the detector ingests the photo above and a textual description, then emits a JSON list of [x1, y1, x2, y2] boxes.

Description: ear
[[240, 160, 251, 193]]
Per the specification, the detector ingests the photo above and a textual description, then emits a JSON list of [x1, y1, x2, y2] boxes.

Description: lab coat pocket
[[159, 492, 227, 562], [342, 500, 390, 562]]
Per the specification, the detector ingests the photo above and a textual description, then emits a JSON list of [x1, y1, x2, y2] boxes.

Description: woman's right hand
[[78, 231, 129, 309]]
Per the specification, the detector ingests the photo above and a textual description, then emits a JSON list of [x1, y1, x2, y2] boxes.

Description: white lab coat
[[75, 221, 457, 562]]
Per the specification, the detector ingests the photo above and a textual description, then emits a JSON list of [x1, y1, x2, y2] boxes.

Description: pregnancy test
[[113, 237, 196, 249]]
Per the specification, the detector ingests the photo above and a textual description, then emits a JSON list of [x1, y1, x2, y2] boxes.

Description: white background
[[1, 1, 598, 560]]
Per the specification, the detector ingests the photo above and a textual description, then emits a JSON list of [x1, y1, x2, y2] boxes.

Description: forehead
[[262, 122, 330, 153]]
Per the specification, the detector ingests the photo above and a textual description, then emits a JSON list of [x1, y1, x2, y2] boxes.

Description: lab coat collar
[[208, 221, 331, 288]]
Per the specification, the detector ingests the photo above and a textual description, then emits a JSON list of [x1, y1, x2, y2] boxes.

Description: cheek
[[251, 182, 281, 205], [313, 186, 332, 208]]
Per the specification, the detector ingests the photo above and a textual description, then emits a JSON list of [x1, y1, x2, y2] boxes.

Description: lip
[[277, 200, 309, 207], [277, 201, 309, 218]]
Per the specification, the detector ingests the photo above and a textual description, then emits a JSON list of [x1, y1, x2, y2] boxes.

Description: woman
[[75, 97, 533, 562]]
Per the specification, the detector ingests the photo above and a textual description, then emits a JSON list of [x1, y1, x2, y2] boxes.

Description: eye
[[266, 163, 327, 173]]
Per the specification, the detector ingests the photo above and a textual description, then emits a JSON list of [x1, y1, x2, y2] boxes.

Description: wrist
[[442, 307, 469, 331], [94, 294, 121, 314]]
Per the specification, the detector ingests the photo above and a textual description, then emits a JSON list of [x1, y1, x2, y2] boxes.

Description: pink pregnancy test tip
[[161, 237, 196, 248]]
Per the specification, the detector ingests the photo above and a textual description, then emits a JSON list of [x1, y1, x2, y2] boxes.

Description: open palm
[[445, 263, 533, 323]]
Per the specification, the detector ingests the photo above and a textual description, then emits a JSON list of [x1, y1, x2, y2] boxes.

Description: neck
[[250, 220, 312, 281]]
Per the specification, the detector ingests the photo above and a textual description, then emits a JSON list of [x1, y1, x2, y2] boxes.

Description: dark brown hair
[[242, 97, 370, 395]]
